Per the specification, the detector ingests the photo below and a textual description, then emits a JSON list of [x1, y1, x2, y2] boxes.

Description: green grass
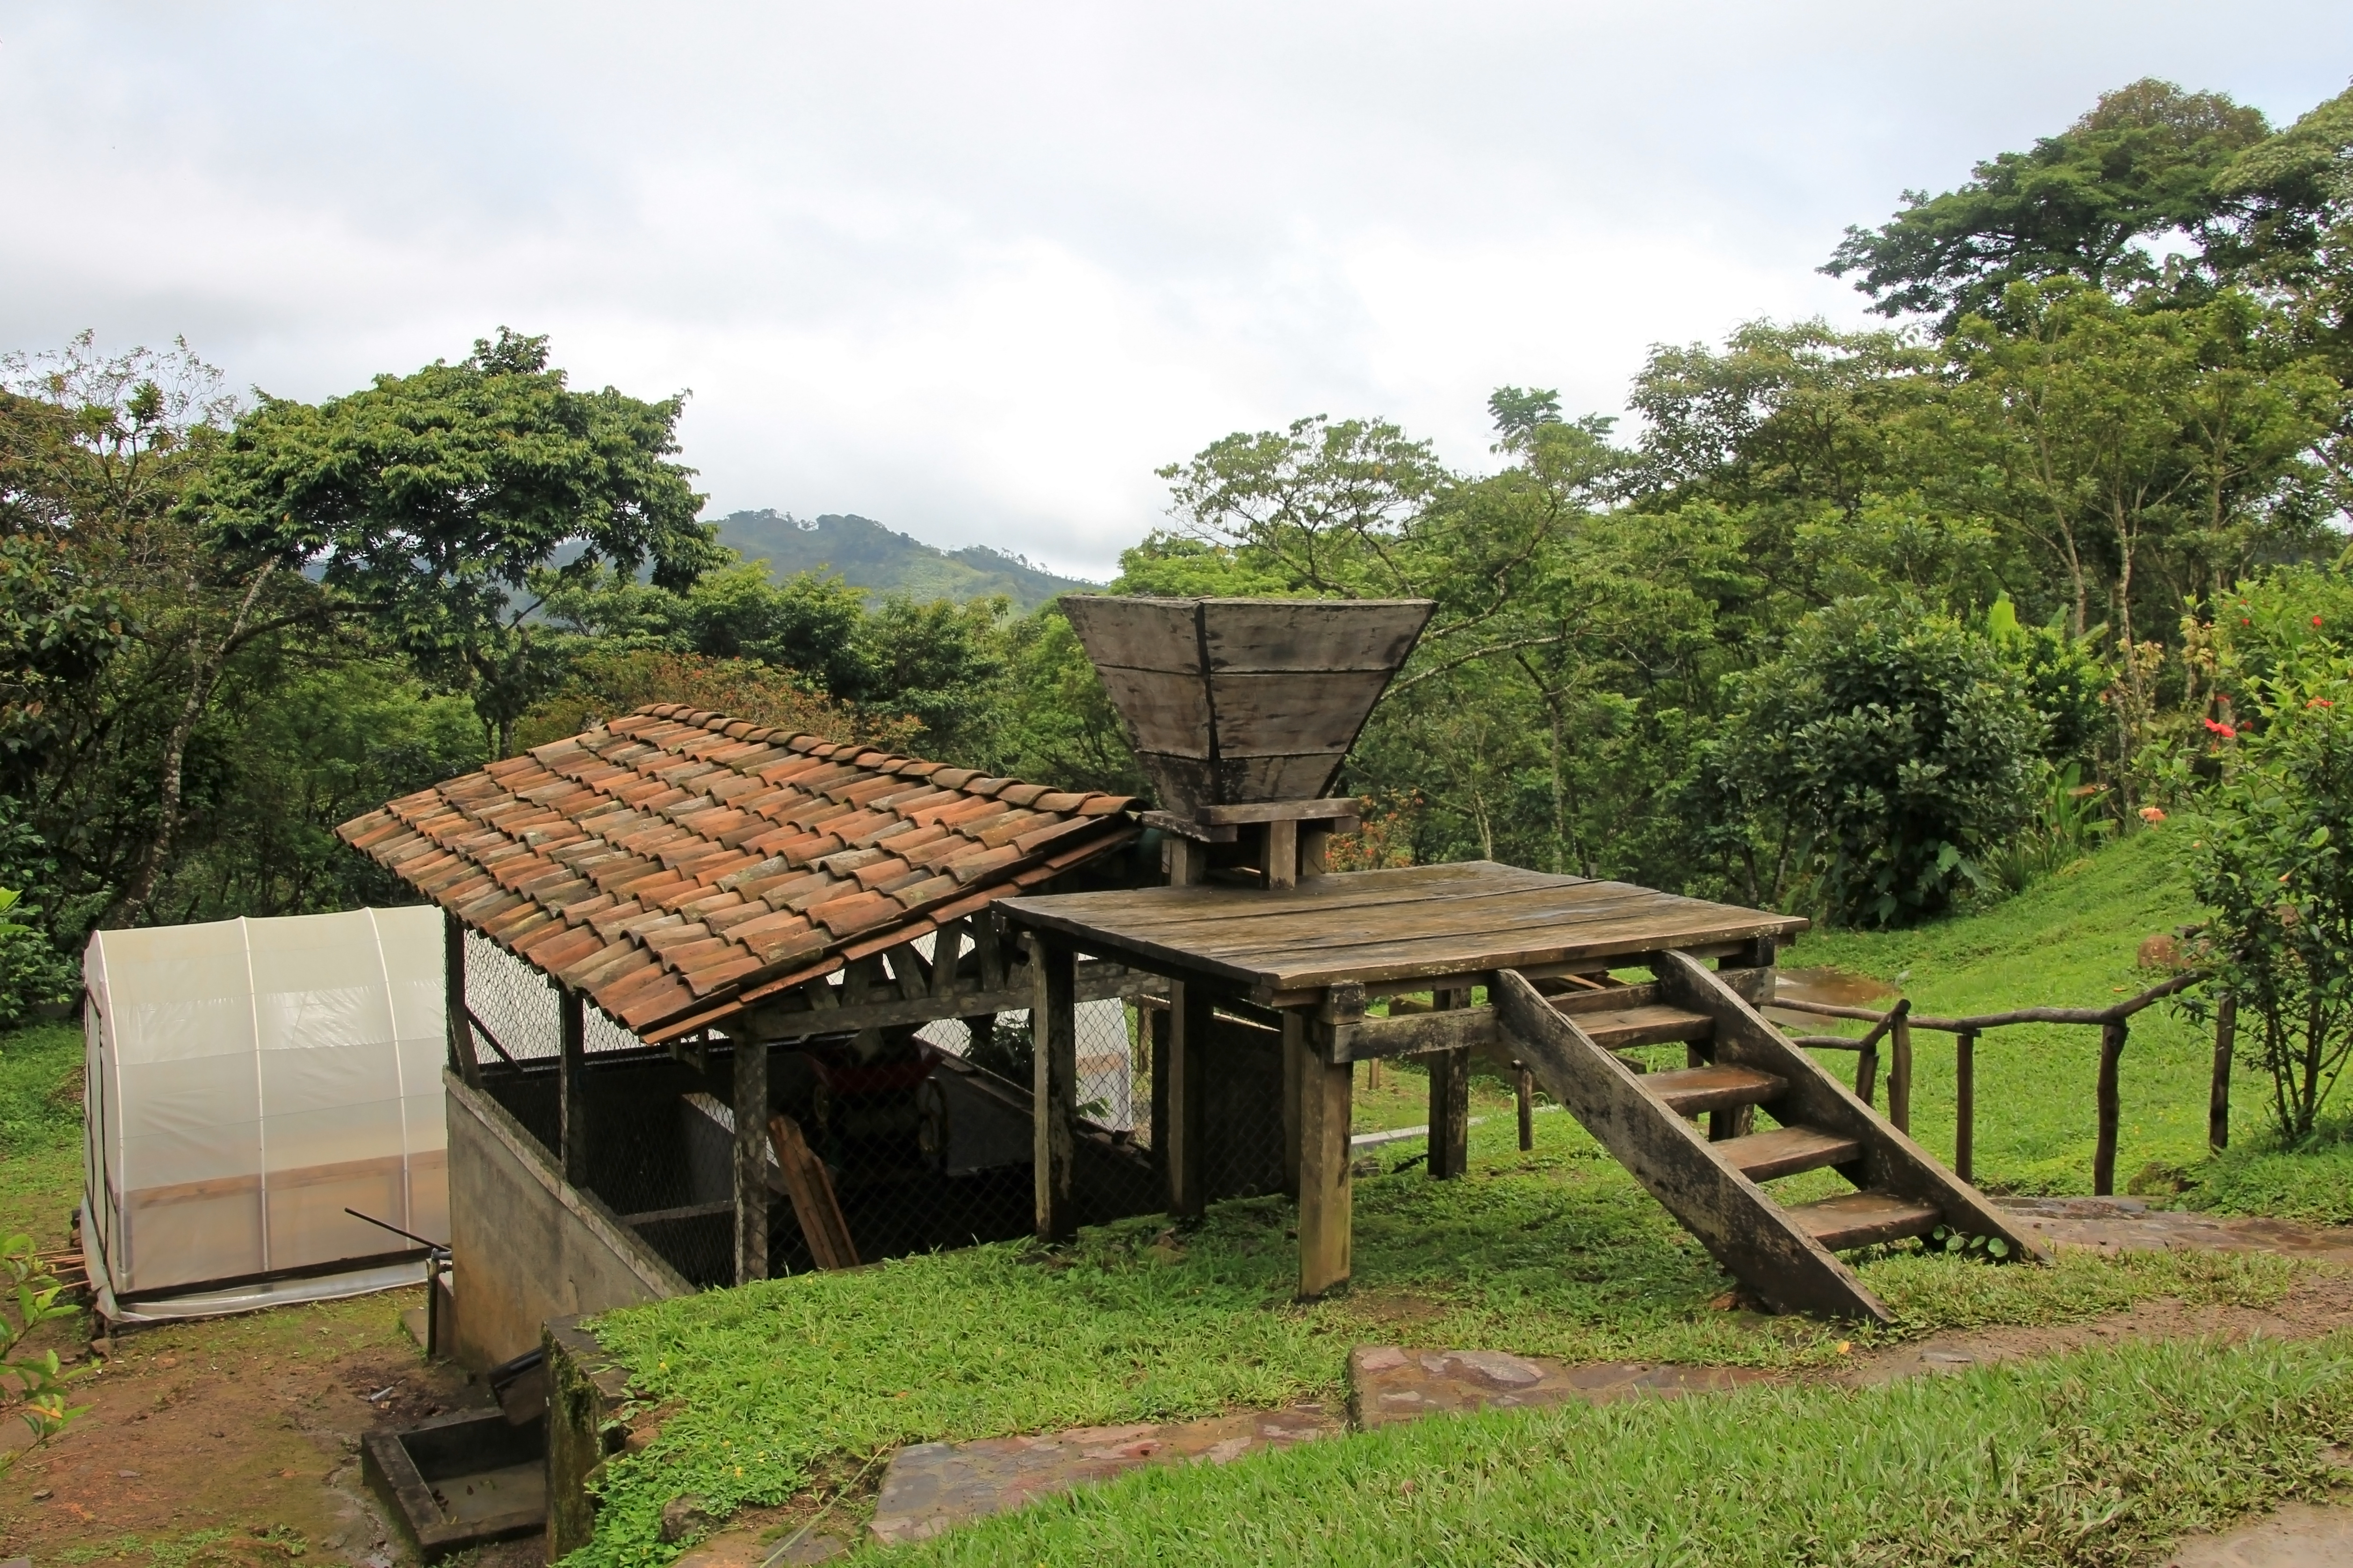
[[875, 1333, 2353, 1567], [1789, 828, 2223, 1194], [576, 1100, 2304, 1568], [0, 1018, 87, 1249]]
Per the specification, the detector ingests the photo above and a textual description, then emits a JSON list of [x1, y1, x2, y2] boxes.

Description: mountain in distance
[[711, 510, 1099, 610]]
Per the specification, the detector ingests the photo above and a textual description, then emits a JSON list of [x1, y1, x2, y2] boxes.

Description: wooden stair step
[[1717, 1125, 1862, 1181], [1787, 1190, 1942, 1251], [1564, 1000, 1715, 1051], [1644, 1064, 1786, 1116]]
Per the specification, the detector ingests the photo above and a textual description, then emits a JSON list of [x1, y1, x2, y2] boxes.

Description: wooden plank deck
[[998, 861, 1807, 999]]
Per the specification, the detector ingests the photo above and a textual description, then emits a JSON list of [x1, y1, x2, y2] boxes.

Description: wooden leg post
[[1515, 1063, 1535, 1151], [1168, 980, 1212, 1221], [1263, 819, 1298, 890], [732, 1033, 768, 1284], [1888, 1016, 1913, 1134], [2209, 993, 2236, 1153], [444, 911, 481, 1087], [558, 988, 589, 1188], [1429, 988, 1471, 1179], [2093, 1018, 2128, 1197], [1955, 1030, 1976, 1183], [1281, 1010, 1305, 1200], [1296, 1013, 1352, 1298], [1032, 937, 1079, 1244]]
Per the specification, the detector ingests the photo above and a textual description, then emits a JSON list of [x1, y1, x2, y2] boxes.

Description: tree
[[1715, 598, 2043, 924], [1825, 79, 2271, 328], [196, 328, 722, 756]]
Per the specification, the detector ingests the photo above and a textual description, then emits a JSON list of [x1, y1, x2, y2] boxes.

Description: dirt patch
[[1847, 1269, 2353, 1385], [0, 1287, 520, 1568]]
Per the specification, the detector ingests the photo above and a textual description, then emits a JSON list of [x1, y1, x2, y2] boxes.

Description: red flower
[[2316, 615, 2326, 627], [2204, 718, 2238, 737], [2312, 699, 2336, 709]]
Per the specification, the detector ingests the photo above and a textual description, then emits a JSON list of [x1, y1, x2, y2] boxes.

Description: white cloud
[[2, 1, 2347, 577]]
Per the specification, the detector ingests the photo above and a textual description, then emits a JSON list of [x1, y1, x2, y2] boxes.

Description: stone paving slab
[[1349, 1345, 1776, 1428], [867, 1403, 1343, 1547], [1993, 1196, 2353, 1262]]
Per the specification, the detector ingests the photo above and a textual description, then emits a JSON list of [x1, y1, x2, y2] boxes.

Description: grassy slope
[[1788, 828, 2218, 1193], [880, 1334, 2353, 1568], [578, 1096, 2299, 1567], [0, 1020, 86, 1251]]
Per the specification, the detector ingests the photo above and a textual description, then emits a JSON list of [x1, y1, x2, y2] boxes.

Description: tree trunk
[[104, 560, 277, 927]]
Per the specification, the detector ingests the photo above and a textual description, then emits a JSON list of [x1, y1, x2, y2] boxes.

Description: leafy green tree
[[195, 328, 721, 756], [1715, 598, 2043, 924], [1825, 79, 2270, 327]]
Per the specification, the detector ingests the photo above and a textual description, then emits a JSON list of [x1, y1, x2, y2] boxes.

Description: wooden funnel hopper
[[1061, 596, 1434, 817]]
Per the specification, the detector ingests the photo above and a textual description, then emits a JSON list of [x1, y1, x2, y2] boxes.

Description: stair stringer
[[1491, 969, 1896, 1323], [1654, 951, 2048, 1263]]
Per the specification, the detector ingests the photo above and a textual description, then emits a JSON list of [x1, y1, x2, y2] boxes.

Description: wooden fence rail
[[1770, 969, 2214, 1194]]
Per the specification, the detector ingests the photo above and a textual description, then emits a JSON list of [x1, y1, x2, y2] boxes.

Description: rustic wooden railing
[[1770, 970, 2218, 1196]]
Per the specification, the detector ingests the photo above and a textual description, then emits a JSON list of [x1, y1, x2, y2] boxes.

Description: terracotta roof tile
[[336, 704, 1138, 1037]]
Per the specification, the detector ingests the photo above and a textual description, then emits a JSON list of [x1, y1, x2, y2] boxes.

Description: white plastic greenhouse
[[81, 906, 450, 1323]]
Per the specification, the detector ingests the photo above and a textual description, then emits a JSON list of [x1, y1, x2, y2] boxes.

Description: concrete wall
[[444, 1069, 691, 1371]]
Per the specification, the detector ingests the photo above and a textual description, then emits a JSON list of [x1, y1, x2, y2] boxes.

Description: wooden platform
[[1000, 861, 1810, 1298], [1000, 861, 1807, 1006]]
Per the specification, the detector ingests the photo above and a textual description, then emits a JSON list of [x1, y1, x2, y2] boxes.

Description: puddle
[[1772, 967, 1895, 1008]]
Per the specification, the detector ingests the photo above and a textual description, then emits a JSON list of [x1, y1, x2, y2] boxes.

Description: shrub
[[2191, 658, 2353, 1142], [0, 888, 73, 1029], [1720, 597, 2043, 925]]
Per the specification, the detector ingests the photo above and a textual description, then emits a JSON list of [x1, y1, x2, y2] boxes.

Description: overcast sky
[[3, 5, 2348, 579]]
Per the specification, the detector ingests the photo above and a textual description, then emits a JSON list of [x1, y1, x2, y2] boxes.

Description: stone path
[[1995, 1195, 2353, 1263], [2164, 1503, 2353, 1566], [1350, 1345, 1773, 1428], [866, 1405, 1342, 1546]]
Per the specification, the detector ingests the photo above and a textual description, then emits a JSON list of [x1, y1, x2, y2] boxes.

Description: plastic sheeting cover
[[84, 906, 448, 1301]]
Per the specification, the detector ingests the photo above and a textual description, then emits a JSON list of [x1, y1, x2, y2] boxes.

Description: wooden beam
[[1031, 937, 1079, 1244], [737, 960, 1154, 1042], [1263, 818, 1299, 891], [1296, 1011, 1353, 1298], [1198, 797, 1367, 827], [2093, 1018, 2128, 1197], [444, 910, 481, 1088], [733, 1034, 768, 1284], [1428, 987, 1471, 1180], [1167, 981, 1212, 1221], [768, 1114, 858, 1269], [558, 987, 589, 1188], [1281, 1009, 1305, 1200]]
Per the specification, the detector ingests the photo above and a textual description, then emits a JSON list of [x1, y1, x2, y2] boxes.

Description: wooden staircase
[[1492, 951, 2042, 1323]]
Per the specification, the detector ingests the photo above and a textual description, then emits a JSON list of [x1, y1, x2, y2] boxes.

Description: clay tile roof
[[337, 705, 1139, 1040]]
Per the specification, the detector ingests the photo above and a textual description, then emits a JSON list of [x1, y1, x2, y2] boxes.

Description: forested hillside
[[713, 510, 1094, 609], [2, 75, 2351, 1022]]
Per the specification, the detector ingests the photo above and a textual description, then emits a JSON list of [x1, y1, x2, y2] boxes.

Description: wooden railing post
[[732, 1030, 768, 1284], [2209, 993, 2236, 1153], [2093, 1017, 2128, 1196], [1954, 1030, 1976, 1182], [1887, 1015, 1912, 1133], [1515, 1063, 1536, 1151]]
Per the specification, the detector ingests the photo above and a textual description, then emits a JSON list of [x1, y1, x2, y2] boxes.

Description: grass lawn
[[577, 1093, 2302, 1567], [873, 1333, 2353, 1567], [0, 1018, 86, 1252]]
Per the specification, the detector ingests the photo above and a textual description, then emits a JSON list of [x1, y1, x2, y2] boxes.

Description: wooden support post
[[1263, 819, 1299, 890], [732, 1033, 768, 1284], [558, 987, 589, 1188], [1167, 980, 1212, 1220], [1427, 988, 1471, 1179], [1888, 1015, 1913, 1134], [1854, 1035, 1879, 1108], [1281, 1010, 1305, 1200], [1955, 1030, 1976, 1182], [2209, 993, 2236, 1154], [2093, 1017, 2128, 1197], [1164, 835, 1208, 888], [443, 910, 480, 1087], [1515, 1063, 1535, 1151], [1300, 826, 1332, 881], [1032, 936, 1079, 1244], [1296, 1011, 1352, 1298]]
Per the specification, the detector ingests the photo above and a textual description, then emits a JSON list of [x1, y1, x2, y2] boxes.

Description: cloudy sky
[[3, 5, 2348, 578]]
